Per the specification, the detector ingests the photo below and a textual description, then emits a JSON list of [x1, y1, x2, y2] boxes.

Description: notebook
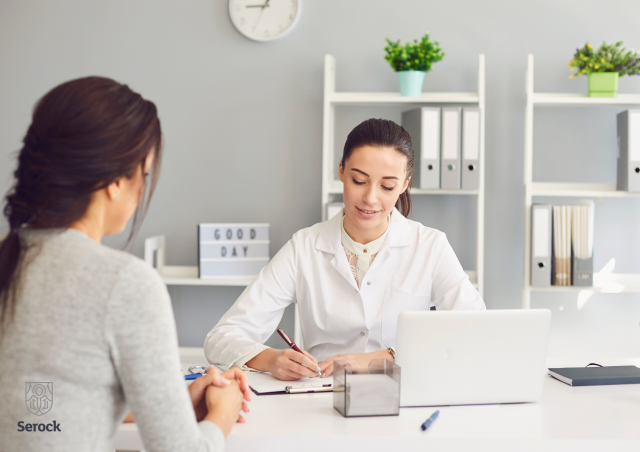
[[548, 366, 640, 386], [248, 371, 333, 395]]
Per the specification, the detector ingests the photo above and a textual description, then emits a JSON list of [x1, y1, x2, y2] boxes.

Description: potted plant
[[384, 33, 445, 97], [567, 41, 640, 97]]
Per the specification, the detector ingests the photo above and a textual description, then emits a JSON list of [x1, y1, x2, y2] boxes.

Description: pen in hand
[[277, 328, 325, 378]]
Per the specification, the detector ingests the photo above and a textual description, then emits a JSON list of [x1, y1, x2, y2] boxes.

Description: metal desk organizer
[[333, 358, 400, 417]]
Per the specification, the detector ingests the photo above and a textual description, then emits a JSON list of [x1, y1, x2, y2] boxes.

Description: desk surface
[[115, 354, 640, 452]]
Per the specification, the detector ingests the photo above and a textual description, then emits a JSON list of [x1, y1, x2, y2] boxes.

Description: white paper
[[248, 371, 333, 394]]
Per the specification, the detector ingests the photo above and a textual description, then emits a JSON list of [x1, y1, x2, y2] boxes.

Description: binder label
[[421, 109, 440, 159], [630, 112, 640, 160], [442, 110, 459, 159], [533, 208, 549, 257], [462, 110, 480, 160]]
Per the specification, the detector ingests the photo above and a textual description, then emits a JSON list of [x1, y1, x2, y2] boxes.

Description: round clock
[[229, 0, 301, 42]]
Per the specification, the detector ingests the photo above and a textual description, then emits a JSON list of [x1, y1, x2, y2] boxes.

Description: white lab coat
[[204, 208, 485, 369]]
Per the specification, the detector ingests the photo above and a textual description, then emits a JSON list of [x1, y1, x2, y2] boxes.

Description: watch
[[387, 346, 396, 360]]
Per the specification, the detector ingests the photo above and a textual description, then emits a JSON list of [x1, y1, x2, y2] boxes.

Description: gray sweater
[[0, 228, 224, 452]]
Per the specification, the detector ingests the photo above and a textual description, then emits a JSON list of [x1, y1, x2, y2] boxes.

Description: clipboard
[[248, 371, 333, 395]]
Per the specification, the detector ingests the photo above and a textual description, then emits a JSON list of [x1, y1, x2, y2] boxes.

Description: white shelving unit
[[321, 54, 486, 295], [144, 235, 304, 345], [144, 236, 254, 286], [522, 54, 640, 308]]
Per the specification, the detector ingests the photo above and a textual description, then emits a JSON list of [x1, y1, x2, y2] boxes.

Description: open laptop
[[395, 309, 551, 407]]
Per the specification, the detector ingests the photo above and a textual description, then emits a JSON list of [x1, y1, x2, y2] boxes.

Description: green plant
[[567, 41, 640, 78], [384, 34, 445, 72]]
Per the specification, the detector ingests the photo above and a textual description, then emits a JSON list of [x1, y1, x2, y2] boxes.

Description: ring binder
[[531, 204, 552, 287], [401, 108, 441, 189], [617, 110, 640, 192], [461, 108, 481, 190], [440, 107, 461, 189]]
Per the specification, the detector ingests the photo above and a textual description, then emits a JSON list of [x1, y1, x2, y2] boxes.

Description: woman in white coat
[[204, 118, 485, 380]]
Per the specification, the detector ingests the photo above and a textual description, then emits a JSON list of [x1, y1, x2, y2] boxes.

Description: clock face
[[229, 0, 300, 42]]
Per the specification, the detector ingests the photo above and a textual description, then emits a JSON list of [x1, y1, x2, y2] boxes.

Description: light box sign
[[198, 224, 270, 278]]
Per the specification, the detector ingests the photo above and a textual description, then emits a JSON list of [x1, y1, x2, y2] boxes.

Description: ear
[[338, 160, 345, 183], [401, 176, 411, 193], [106, 178, 123, 201]]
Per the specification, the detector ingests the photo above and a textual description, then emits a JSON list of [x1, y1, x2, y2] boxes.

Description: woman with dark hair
[[0, 77, 250, 451], [205, 118, 485, 380]]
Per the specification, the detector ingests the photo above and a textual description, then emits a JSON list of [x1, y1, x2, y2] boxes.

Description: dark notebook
[[548, 366, 640, 386]]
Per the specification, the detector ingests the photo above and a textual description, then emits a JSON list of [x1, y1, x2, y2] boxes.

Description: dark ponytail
[[0, 76, 162, 332], [341, 118, 414, 217]]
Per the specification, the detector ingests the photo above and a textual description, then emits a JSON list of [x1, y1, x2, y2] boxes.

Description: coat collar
[[314, 206, 412, 255]]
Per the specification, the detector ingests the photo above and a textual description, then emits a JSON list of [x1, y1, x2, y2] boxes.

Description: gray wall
[[1, 0, 639, 354]]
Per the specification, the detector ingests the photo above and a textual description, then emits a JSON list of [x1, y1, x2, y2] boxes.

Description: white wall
[[1, 0, 639, 352]]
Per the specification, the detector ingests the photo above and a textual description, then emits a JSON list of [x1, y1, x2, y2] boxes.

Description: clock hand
[[249, 0, 270, 32], [252, 7, 265, 32], [246, 0, 270, 8]]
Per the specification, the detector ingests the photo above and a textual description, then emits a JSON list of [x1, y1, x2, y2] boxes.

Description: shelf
[[322, 54, 486, 297], [327, 181, 478, 195], [530, 183, 640, 198], [532, 93, 640, 106], [329, 92, 479, 106], [522, 55, 640, 308], [158, 266, 255, 286], [528, 273, 640, 293], [158, 266, 479, 289], [411, 188, 479, 195]]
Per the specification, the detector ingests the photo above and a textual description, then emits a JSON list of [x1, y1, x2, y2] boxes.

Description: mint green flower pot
[[588, 72, 619, 97], [397, 71, 425, 97]]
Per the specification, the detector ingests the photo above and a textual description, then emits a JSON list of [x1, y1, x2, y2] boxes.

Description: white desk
[[114, 353, 640, 452]]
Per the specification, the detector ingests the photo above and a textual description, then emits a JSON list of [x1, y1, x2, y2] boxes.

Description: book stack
[[530, 202, 594, 287], [198, 223, 270, 279], [401, 107, 481, 190]]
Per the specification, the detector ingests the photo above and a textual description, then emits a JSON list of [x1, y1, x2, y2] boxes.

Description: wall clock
[[229, 0, 301, 42]]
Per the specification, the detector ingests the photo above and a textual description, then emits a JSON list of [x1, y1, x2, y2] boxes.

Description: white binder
[[531, 204, 552, 287], [401, 108, 441, 189], [440, 107, 461, 189], [617, 110, 640, 192], [461, 108, 480, 190]]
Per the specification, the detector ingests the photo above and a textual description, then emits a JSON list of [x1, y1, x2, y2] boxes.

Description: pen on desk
[[277, 328, 325, 378], [420, 410, 440, 431]]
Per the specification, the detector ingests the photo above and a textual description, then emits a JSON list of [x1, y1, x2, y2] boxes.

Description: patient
[[0, 77, 250, 451]]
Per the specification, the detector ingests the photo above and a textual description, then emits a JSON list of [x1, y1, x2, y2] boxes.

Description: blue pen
[[184, 373, 204, 381], [420, 410, 440, 431], [185, 365, 208, 381]]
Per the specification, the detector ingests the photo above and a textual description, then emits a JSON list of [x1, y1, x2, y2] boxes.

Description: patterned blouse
[[340, 215, 389, 288]]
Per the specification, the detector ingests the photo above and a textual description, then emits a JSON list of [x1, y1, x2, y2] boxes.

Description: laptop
[[395, 309, 551, 407]]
